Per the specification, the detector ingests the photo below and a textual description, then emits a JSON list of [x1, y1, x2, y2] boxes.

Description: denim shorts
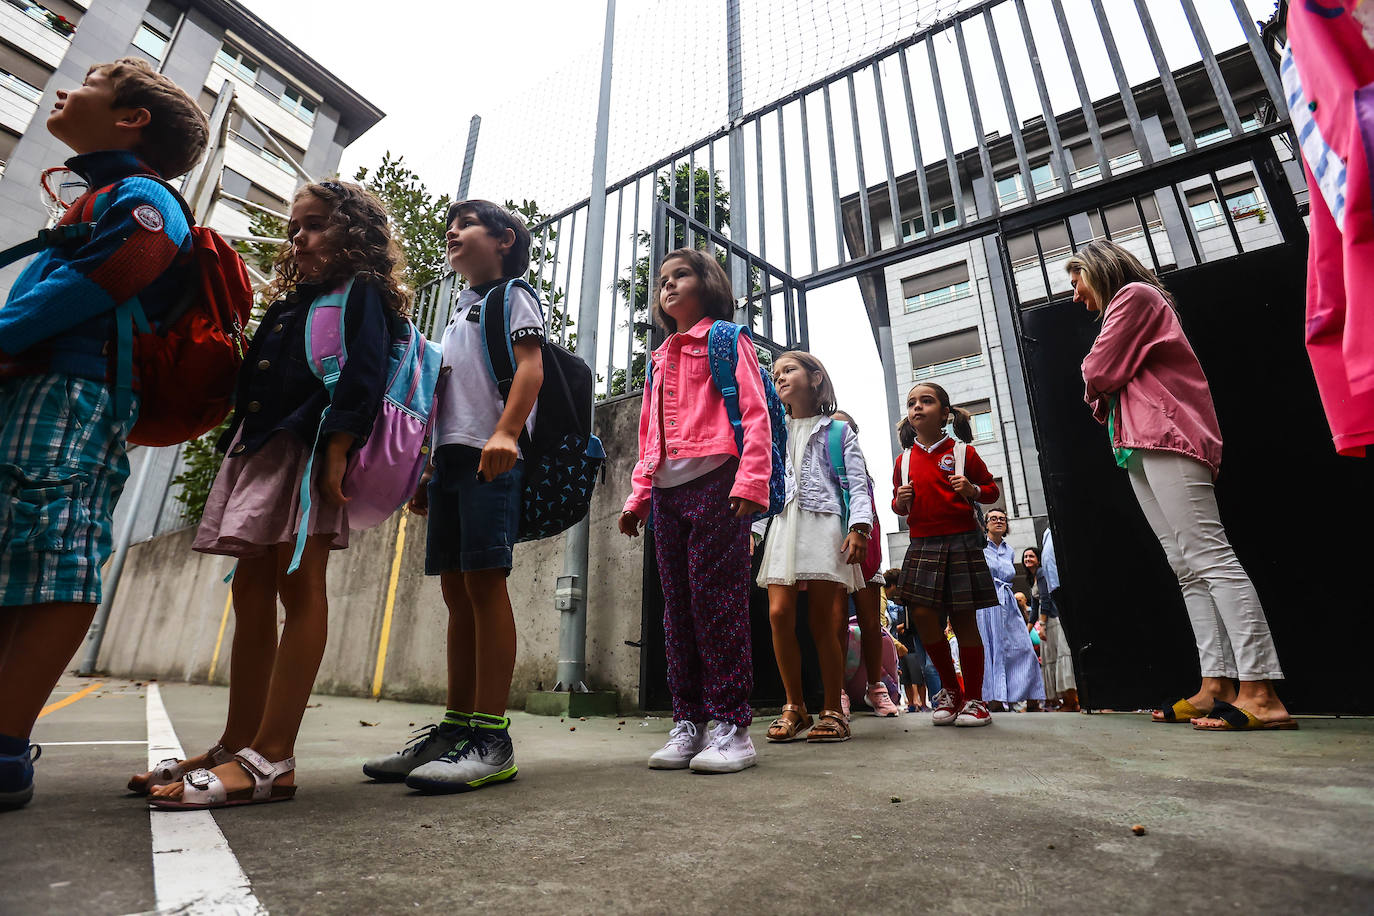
[[425, 444, 524, 575]]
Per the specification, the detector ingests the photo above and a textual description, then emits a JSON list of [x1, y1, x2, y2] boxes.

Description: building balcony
[[204, 60, 313, 152], [1, 1, 75, 69], [223, 141, 298, 205], [0, 75, 40, 136]]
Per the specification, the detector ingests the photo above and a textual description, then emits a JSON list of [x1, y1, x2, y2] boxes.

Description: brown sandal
[[806, 710, 851, 743], [766, 704, 813, 742]]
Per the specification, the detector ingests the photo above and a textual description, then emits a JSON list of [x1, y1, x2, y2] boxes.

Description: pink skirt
[[193, 430, 349, 558]]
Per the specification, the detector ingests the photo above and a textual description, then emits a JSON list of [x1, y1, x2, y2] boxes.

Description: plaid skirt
[[897, 529, 997, 615], [0, 374, 137, 606]]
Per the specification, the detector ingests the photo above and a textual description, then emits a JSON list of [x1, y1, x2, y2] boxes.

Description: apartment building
[[0, 0, 383, 294], [841, 47, 1304, 561]]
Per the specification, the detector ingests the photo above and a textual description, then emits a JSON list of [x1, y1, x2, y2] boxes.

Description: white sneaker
[[930, 688, 961, 726], [689, 722, 757, 774], [648, 720, 708, 769]]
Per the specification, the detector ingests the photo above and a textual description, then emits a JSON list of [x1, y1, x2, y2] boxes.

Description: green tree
[[354, 151, 451, 293], [608, 164, 731, 397]]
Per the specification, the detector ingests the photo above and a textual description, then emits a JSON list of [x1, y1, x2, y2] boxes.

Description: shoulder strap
[[480, 278, 541, 399], [828, 419, 850, 529], [707, 320, 747, 455], [954, 439, 967, 477], [900, 448, 912, 485]]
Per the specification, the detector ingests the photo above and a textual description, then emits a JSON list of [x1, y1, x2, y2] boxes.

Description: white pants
[[1126, 450, 1283, 681]]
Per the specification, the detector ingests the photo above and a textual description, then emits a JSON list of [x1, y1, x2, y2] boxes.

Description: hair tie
[[320, 180, 344, 194]]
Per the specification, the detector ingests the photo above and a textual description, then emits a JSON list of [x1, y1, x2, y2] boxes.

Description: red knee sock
[[960, 645, 985, 702], [923, 641, 962, 703]]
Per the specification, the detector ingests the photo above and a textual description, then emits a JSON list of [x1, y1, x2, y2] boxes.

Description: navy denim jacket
[[217, 277, 390, 456]]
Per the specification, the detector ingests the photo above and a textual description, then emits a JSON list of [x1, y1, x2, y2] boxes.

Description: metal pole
[[726, 0, 749, 306], [554, 0, 616, 694], [78, 446, 158, 674], [457, 115, 481, 200]]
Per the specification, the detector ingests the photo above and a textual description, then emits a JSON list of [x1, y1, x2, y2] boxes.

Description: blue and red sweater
[[0, 150, 192, 382]]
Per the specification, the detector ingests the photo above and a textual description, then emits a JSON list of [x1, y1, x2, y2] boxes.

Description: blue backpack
[[650, 321, 786, 519]]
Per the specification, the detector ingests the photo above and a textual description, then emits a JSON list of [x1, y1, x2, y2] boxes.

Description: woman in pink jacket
[[619, 248, 773, 773], [1069, 240, 1295, 731]]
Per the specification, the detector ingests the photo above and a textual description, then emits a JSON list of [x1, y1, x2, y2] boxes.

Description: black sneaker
[[363, 722, 467, 782], [405, 716, 516, 793]]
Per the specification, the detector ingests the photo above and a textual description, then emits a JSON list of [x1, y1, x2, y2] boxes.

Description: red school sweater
[[892, 438, 1000, 537]]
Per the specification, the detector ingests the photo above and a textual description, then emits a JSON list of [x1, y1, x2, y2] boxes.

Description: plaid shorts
[[0, 374, 137, 606], [897, 529, 997, 616]]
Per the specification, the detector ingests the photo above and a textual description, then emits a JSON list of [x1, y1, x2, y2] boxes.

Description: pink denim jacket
[[1081, 282, 1224, 478], [623, 318, 773, 519]]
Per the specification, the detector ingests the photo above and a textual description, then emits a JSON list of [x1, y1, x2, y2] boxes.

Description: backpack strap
[[953, 439, 966, 478], [900, 447, 912, 486], [288, 278, 357, 574], [707, 320, 748, 455], [828, 419, 850, 530], [478, 277, 542, 456]]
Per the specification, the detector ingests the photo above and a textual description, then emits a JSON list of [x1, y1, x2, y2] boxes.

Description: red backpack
[[96, 177, 254, 446]]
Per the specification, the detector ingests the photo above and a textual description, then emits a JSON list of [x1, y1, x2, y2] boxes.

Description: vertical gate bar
[[1169, 182, 1203, 264], [898, 48, 935, 238], [1089, 0, 1154, 166], [629, 177, 641, 388], [687, 148, 697, 249], [1032, 227, 1053, 301], [1064, 216, 1077, 253], [871, 60, 904, 243], [823, 82, 846, 263], [1207, 170, 1245, 253], [1229, 0, 1287, 120], [745, 254, 757, 332], [799, 92, 821, 274], [563, 210, 580, 348], [607, 185, 624, 392], [671, 156, 682, 221], [1135, 0, 1197, 153], [708, 139, 717, 233], [1133, 195, 1162, 270], [777, 109, 794, 274], [547, 217, 564, 337], [1178, 0, 1245, 136], [985, 8, 1036, 207], [925, 36, 967, 227], [797, 286, 809, 351], [763, 268, 775, 342], [954, 18, 998, 218], [1014, 0, 1075, 192], [780, 277, 793, 348], [754, 117, 768, 261], [847, 73, 876, 255], [1097, 206, 1111, 241], [1049, 0, 1111, 181]]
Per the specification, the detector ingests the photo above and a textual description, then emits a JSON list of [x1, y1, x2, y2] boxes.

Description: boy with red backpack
[[0, 58, 213, 810]]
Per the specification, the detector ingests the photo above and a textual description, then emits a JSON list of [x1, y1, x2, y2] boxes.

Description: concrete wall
[[96, 391, 650, 712]]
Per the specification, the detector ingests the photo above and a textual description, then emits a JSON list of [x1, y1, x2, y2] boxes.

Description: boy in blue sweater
[[0, 58, 208, 810]]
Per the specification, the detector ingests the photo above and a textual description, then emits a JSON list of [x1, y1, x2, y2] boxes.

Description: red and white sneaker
[[865, 682, 901, 717], [930, 688, 961, 726], [955, 698, 992, 727]]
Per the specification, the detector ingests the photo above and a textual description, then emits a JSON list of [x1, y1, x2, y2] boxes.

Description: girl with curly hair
[[133, 180, 405, 808]]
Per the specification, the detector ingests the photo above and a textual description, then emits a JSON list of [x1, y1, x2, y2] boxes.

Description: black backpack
[[478, 278, 605, 542]]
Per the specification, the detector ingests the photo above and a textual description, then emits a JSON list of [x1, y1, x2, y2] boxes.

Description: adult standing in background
[[1070, 239, 1294, 731], [1023, 547, 1078, 712], [977, 512, 1044, 711]]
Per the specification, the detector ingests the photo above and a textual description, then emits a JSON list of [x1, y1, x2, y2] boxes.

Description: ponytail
[[949, 406, 974, 443], [896, 415, 916, 449]]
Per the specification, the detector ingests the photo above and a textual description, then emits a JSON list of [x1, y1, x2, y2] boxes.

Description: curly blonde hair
[[265, 181, 410, 316]]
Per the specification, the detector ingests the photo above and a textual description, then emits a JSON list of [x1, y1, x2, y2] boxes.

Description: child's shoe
[[906, 704, 919, 714], [405, 714, 517, 793], [648, 720, 708, 769], [930, 688, 961, 726], [866, 682, 901, 717], [689, 723, 757, 774], [955, 698, 992, 727], [0, 743, 40, 810], [363, 721, 468, 781], [840, 690, 851, 721]]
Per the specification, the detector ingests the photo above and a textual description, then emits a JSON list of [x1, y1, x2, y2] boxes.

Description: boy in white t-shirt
[[363, 200, 543, 793]]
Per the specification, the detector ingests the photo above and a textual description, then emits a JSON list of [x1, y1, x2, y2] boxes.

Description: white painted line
[[40, 740, 148, 746], [145, 683, 267, 915]]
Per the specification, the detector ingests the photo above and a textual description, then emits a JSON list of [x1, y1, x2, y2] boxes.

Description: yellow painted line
[[38, 681, 104, 719], [371, 513, 408, 697], [207, 587, 233, 681]]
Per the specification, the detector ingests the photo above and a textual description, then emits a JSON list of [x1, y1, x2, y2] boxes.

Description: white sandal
[[149, 747, 296, 810], [128, 743, 233, 795]]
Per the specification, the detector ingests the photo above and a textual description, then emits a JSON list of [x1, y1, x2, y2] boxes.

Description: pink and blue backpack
[[288, 276, 443, 572]]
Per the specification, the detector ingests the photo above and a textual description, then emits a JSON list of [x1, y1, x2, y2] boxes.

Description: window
[[1188, 182, 1264, 231], [901, 205, 958, 240], [909, 328, 982, 380], [1169, 117, 1260, 156], [996, 163, 1057, 204], [216, 41, 259, 83], [279, 86, 317, 124], [132, 24, 169, 61], [963, 399, 995, 443], [902, 263, 971, 313], [0, 68, 42, 103]]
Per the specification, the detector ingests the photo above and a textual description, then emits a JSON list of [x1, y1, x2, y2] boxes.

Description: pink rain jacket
[[1081, 282, 1224, 478]]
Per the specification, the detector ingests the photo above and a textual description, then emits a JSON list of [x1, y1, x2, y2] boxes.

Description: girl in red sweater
[[892, 382, 1001, 727]]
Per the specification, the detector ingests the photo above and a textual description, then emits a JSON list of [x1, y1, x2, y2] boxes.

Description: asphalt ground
[[6, 676, 1373, 915]]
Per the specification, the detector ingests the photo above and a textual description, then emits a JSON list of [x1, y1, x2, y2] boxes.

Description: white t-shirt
[[434, 282, 543, 455]]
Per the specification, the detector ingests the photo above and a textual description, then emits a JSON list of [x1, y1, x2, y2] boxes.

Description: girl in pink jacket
[[1070, 240, 1294, 732], [619, 248, 773, 774]]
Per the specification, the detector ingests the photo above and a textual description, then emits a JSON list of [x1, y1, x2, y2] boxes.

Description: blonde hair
[[1064, 239, 1174, 317], [896, 382, 973, 447], [774, 350, 837, 416]]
